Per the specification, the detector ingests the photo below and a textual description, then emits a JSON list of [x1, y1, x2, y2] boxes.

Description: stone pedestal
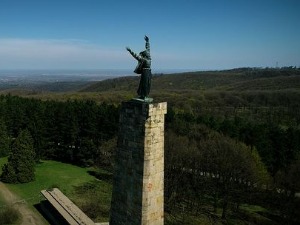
[[110, 100, 167, 225]]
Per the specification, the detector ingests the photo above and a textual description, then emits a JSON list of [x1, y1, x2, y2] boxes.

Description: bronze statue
[[126, 35, 152, 100]]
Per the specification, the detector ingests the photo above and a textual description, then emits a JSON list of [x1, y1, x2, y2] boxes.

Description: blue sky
[[0, 0, 299, 70]]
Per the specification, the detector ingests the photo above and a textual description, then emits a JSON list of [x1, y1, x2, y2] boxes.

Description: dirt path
[[0, 182, 48, 225]]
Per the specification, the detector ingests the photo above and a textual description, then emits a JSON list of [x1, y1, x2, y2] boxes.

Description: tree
[[198, 133, 269, 219], [75, 138, 97, 167], [275, 158, 300, 224], [95, 137, 117, 171], [1, 130, 36, 183], [0, 118, 10, 157]]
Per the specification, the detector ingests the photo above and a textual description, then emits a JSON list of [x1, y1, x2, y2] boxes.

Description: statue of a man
[[126, 35, 152, 100]]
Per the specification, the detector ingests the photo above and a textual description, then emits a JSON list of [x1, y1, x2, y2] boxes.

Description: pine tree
[[0, 118, 10, 157], [1, 130, 36, 183]]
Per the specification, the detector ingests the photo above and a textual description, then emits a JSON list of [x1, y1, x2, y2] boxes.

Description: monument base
[[131, 97, 153, 103], [110, 100, 167, 225]]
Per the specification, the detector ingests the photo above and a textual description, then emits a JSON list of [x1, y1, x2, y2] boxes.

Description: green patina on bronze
[[126, 35, 152, 101]]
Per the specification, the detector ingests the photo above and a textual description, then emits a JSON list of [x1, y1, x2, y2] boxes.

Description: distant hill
[[0, 72, 119, 93], [80, 68, 300, 93], [2, 68, 299, 112]]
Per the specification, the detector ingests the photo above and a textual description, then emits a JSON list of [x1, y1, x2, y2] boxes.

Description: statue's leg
[[146, 71, 152, 96], [137, 73, 146, 99]]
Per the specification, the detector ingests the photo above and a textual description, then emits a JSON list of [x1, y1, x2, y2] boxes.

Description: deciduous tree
[[199, 134, 269, 219]]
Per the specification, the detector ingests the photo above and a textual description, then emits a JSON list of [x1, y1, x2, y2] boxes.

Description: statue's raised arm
[[145, 35, 150, 54], [126, 47, 141, 61]]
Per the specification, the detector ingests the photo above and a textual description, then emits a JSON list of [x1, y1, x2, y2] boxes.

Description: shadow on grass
[[36, 160, 45, 165], [87, 170, 113, 183]]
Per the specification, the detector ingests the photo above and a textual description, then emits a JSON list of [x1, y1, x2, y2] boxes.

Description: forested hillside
[[81, 67, 300, 92], [0, 95, 119, 166], [1, 67, 300, 225], [80, 67, 300, 125]]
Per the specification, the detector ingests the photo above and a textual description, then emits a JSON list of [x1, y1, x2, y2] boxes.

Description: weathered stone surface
[[41, 188, 95, 225], [110, 100, 167, 225]]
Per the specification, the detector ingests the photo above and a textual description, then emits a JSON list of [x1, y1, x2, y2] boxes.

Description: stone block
[[110, 101, 167, 225]]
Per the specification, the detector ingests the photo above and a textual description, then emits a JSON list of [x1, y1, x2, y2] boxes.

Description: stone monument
[[110, 36, 166, 225], [110, 101, 167, 225]]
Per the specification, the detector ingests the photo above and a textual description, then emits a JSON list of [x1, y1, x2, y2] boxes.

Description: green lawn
[[8, 160, 97, 204], [0, 156, 7, 169], [0, 158, 111, 205]]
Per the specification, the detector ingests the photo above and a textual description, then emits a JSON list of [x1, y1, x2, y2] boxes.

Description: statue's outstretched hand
[[126, 47, 131, 52], [144, 35, 149, 42]]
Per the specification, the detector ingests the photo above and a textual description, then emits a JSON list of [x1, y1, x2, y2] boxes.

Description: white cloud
[[0, 38, 130, 69]]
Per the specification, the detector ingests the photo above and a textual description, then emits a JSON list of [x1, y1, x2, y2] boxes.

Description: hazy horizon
[[0, 68, 204, 77]]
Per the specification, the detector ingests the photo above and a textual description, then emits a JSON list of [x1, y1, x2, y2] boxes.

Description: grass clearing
[[0, 156, 7, 170], [73, 179, 112, 222], [0, 158, 112, 212], [240, 204, 267, 213], [5, 160, 98, 205]]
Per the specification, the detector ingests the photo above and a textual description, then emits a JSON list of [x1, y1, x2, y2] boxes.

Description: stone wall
[[110, 100, 167, 225]]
